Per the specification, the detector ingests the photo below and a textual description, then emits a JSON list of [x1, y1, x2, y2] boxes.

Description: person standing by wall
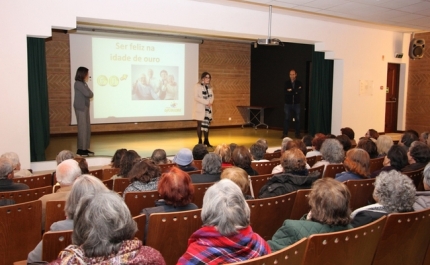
[[283, 69, 302, 139], [74, 66, 94, 156], [193, 72, 214, 147]]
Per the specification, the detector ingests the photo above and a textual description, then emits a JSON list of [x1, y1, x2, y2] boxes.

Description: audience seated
[[111, 150, 141, 179], [229, 143, 238, 155], [256, 138, 268, 152], [39, 159, 82, 230], [221, 166, 253, 200], [190, 153, 222, 183], [0, 157, 29, 192], [50, 191, 165, 265], [56, 150, 75, 165], [74, 157, 89, 174], [420, 131, 430, 146], [305, 134, 326, 158], [103, 148, 127, 169], [340, 127, 357, 146], [259, 148, 320, 198], [336, 134, 352, 152], [1, 151, 32, 178], [414, 163, 430, 211], [370, 145, 408, 178], [123, 159, 161, 196], [272, 140, 310, 174], [178, 179, 270, 264], [357, 137, 378, 159], [27, 175, 108, 263], [376, 135, 393, 157], [214, 144, 233, 168], [399, 130, 419, 151], [141, 167, 198, 216], [302, 134, 313, 152], [350, 170, 415, 227], [151, 149, 172, 165], [401, 141, 430, 172], [335, 148, 370, 182], [365, 129, 379, 141], [268, 178, 352, 251], [192, 144, 208, 160], [232, 146, 259, 176], [173, 148, 198, 172], [250, 143, 269, 162], [312, 139, 345, 174], [273, 137, 293, 153]]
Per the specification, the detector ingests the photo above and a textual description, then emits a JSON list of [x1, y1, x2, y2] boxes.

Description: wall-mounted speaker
[[409, 38, 425, 59]]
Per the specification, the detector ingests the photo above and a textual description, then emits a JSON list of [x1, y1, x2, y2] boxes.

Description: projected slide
[[70, 34, 198, 124]]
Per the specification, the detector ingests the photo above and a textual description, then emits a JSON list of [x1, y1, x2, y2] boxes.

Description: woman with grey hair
[[414, 162, 430, 210], [0, 151, 32, 178], [351, 170, 416, 227], [376, 135, 393, 157], [190, 153, 222, 183], [51, 191, 165, 265], [178, 179, 270, 264], [27, 175, 108, 263], [312, 139, 345, 174]]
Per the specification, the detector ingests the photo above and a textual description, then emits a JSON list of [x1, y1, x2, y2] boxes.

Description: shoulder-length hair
[[158, 167, 194, 207], [309, 178, 351, 226], [343, 148, 370, 178], [128, 159, 161, 183], [111, 148, 127, 168], [214, 144, 231, 163], [281, 148, 306, 173], [232, 146, 252, 168], [119, 150, 141, 177], [75, 66, 89, 82]]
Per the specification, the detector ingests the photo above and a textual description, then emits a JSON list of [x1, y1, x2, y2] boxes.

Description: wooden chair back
[[247, 192, 296, 240], [158, 163, 176, 173], [193, 160, 203, 170], [289, 189, 312, 220], [308, 165, 325, 179], [323, 164, 345, 178], [102, 167, 120, 180], [113, 178, 131, 193], [372, 208, 430, 265], [45, 200, 66, 232], [403, 169, 425, 191], [251, 161, 280, 175], [345, 178, 376, 211], [250, 174, 273, 198], [146, 209, 202, 265], [263, 152, 281, 160], [369, 156, 384, 174], [102, 179, 114, 190], [187, 170, 202, 175], [13, 173, 52, 189], [133, 214, 146, 241], [42, 230, 73, 262], [302, 216, 387, 265], [306, 156, 318, 167], [192, 182, 214, 208], [0, 200, 42, 265], [89, 169, 103, 180], [231, 238, 308, 265], [0, 186, 51, 204], [124, 191, 160, 217]]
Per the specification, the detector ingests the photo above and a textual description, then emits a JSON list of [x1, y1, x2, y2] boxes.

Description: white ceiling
[[234, 0, 430, 32]]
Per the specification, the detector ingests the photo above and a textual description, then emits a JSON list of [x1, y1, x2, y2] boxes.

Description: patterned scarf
[[202, 84, 213, 122], [178, 226, 270, 264]]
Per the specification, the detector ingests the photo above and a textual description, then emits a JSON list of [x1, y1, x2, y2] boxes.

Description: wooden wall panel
[[46, 31, 250, 134]]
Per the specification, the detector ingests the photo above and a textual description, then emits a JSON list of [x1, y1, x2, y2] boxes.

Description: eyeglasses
[[204, 76, 211, 79]]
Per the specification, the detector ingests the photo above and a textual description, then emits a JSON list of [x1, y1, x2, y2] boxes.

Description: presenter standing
[[193, 72, 214, 148], [283, 69, 302, 139], [74, 67, 94, 156]]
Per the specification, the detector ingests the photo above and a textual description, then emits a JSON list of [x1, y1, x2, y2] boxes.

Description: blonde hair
[[220, 167, 250, 194], [214, 144, 231, 163]]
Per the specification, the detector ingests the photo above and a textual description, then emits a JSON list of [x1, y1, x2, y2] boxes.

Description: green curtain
[[308, 51, 334, 135], [27, 37, 50, 161]]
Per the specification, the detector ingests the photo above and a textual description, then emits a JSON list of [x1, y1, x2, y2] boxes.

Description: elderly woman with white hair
[[414, 163, 430, 211], [312, 139, 345, 175], [178, 179, 270, 264], [51, 191, 165, 265], [190, 153, 222, 183], [350, 170, 416, 227], [1, 151, 32, 178]]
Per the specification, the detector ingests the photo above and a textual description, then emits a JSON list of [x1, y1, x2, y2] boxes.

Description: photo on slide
[[131, 65, 179, 101]]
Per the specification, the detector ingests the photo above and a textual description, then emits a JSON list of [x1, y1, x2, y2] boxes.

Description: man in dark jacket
[[283, 69, 303, 139]]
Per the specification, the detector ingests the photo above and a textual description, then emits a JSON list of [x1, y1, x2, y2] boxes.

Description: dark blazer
[[284, 79, 303, 104]]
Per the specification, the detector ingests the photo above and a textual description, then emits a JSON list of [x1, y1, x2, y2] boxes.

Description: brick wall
[[46, 31, 250, 134]]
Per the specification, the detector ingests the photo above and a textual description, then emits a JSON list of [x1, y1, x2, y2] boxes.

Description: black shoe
[[77, 149, 89, 156], [86, 150, 95, 155]]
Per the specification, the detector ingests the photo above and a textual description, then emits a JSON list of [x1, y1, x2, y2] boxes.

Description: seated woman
[[123, 159, 161, 196], [335, 148, 370, 182], [74, 157, 89, 174], [268, 178, 352, 251], [232, 146, 259, 176], [103, 148, 127, 169], [312, 139, 345, 175], [414, 163, 430, 210], [111, 150, 141, 179], [178, 179, 270, 264], [369, 145, 408, 178], [214, 143, 233, 168], [192, 144, 208, 160], [259, 148, 320, 198], [221, 166, 254, 199], [27, 175, 108, 263], [51, 191, 165, 265], [190, 153, 222, 183], [357, 137, 378, 159], [141, 167, 198, 215], [305, 134, 326, 158], [351, 170, 416, 227], [376, 135, 393, 157], [151, 149, 172, 165], [401, 141, 430, 172], [365, 129, 379, 141], [173, 148, 198, 172]]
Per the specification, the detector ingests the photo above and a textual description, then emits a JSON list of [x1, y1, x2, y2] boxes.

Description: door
[[385, 63, 400, 133]]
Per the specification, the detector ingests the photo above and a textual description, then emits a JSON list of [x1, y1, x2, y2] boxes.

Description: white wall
[[0, 0, 410, 168]]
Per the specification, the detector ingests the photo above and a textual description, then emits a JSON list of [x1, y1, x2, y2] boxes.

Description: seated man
[[38, 159, 81, 230], [0, 157, 29, 192], [192, 144, 208, 160], [1, 152, 32, 178], [250, 143, 269, 162]]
